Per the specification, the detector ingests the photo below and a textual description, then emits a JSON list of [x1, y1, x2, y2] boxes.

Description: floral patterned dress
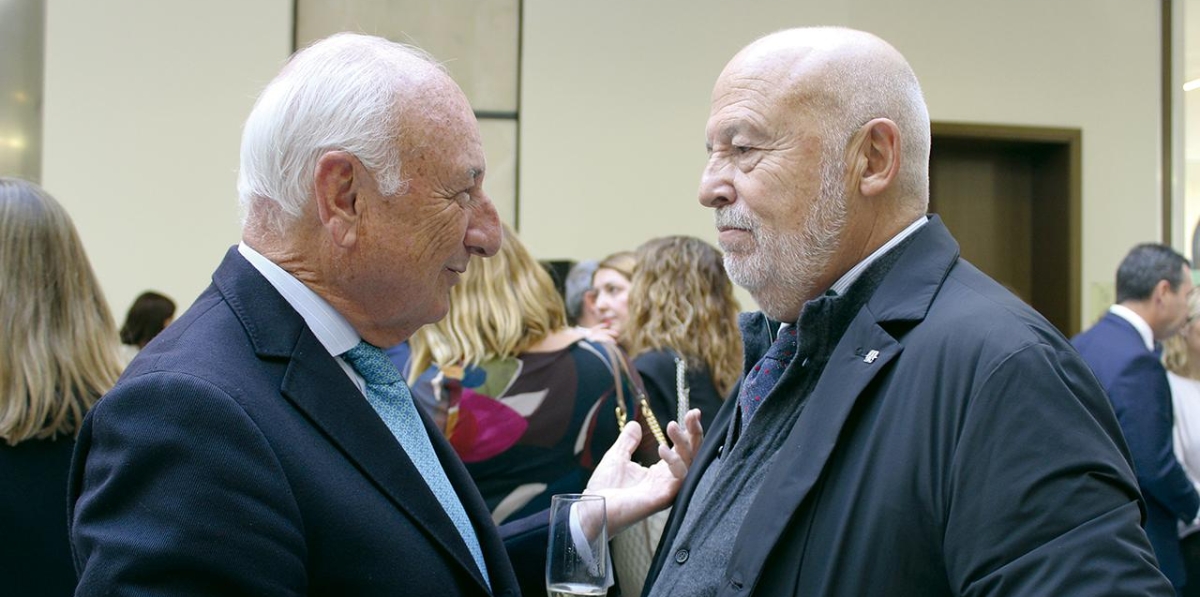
[[419, 338, 631, 524]]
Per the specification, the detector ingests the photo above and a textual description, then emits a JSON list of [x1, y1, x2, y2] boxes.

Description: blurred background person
[[592, 251, 635, 341], [117, 290, 176, 366], [624, 236, 742, 437], [1166, 289, 1200, 597], [565, 259, 602, 328], [407, 224, 648, 527], [1074, 243, 1199, 591], [0, 177, 122, 597]]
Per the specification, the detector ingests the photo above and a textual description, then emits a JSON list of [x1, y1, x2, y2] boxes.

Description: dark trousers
[[1182, 533, 1200, 597]]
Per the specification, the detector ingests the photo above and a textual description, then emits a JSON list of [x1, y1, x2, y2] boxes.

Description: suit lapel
[[279, 340, 494, 590], [211, 248, 502, 594]]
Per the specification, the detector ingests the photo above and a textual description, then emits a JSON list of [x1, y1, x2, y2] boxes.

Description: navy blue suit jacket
[[68, 248, 524, 596], [1074, 312, 1200, 587]]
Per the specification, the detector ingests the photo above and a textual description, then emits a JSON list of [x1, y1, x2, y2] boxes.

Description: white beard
[[716, 154, 848, 320]]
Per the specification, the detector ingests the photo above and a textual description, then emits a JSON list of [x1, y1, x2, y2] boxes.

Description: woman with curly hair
[[0, 178, 122, 596], [624, 235, 743, 431]]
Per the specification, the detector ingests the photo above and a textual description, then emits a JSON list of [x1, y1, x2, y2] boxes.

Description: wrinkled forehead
[[710, 28, 882, 117], [403, 75, 484, 153], [716, 42, 816, 97], [404, 71, 477, 132], [392, 73, 487, 190], [706, 46, 826, 139]]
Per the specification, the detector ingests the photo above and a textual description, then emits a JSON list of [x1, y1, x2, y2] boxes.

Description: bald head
[[722, 27, 931, 211], [701, 27, 931, 318]]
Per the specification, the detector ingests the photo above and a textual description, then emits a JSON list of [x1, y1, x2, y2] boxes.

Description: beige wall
[[521, 0, 1163, 327], [43, 0, 292, 319], [44, 0, 1163, 330]]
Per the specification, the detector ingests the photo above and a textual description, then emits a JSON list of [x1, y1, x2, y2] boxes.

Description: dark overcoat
[[644, 217, 1172, 596]]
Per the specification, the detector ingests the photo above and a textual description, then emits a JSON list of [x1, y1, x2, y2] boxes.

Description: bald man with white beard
[[642, 27, 1172, 596]]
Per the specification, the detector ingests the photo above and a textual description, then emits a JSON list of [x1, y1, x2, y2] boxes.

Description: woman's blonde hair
[[0, 178, 122, 445], [594, 251, 635, 283], [623, 236, 743, 396], [1164, 288, 1200, 377], [408, 222, 567, 379]]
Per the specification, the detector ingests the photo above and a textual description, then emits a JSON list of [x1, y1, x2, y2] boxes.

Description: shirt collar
[[828, 216, 927, 296], [237, 243, 361, 357], [1109, 304, 1156, 352]]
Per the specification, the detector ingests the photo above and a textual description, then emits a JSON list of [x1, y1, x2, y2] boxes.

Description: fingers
[[584, 422, 642, 496], [611, 421, 643, 458], [578, 325, 619, 344], [666, 409, 704, 466], [659, 408, 706, 480], [657, 443, 689, 480], [684, 408, 704, 443]]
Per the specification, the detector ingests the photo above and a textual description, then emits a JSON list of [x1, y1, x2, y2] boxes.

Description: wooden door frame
[[930, 121, 1082, 335]]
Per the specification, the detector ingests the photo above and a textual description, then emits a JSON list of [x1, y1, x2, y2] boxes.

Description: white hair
[[236, 32, 443, 234], [823, 61, 930, 210]]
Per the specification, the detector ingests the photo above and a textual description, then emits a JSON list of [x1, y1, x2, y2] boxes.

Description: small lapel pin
[[862, 350, 880, 364]]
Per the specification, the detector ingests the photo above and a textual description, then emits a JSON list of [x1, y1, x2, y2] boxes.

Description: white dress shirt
[[237, 243, 367, 392], [1109, 304, 1155, 352]]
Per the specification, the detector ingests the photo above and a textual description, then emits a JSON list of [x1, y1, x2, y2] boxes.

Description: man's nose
[[467, 193, 501, 257], [699, 158, 735, 208]]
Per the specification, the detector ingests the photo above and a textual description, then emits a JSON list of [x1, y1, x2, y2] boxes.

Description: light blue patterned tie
[[342, 341, 490, 587]]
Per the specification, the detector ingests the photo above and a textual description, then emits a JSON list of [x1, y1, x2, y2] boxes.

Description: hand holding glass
[[546, 494, 607, 597]]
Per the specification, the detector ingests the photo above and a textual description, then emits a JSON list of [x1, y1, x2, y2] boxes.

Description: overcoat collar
[[646, 216, 959, 596], [728, 215, 957, 593]]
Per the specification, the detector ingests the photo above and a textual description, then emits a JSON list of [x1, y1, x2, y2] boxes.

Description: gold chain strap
[[615, 392, 667, 447], [606, 345, 668, 447]]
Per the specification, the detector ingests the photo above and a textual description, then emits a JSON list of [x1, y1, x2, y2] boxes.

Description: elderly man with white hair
[[68, 32, 700, 597]]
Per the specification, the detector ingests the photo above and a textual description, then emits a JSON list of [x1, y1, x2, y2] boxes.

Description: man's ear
[[1154, 278, 1174, 304], [852, 118, 902, 198], [313, 151, 361, 248]]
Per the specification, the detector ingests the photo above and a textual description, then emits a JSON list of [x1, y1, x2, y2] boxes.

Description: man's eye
[[734, 145, 752, 154]]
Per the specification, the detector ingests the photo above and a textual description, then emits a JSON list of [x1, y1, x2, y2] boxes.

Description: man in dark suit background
[[642, 27, 1174, 596], [1074, 243, 1199, 592], [68, 32, 698, 596]]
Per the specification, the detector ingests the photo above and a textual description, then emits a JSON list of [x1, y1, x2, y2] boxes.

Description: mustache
[[714, 205, 758, 230]]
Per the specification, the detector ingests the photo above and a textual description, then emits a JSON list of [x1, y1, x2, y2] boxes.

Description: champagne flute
[[546, 493, 608, 597]]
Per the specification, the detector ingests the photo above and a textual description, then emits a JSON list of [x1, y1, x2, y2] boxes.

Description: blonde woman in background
[[408, 224, 658, 527], [625, 236, 743, 432], [1165, 289, 1200, 597], [591, 251, 636, 341], [0, 178, 122, 596]]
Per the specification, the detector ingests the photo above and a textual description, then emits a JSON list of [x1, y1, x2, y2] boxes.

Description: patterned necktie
[[738, 325, 799, 425], [342, 341, 490, 587]]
